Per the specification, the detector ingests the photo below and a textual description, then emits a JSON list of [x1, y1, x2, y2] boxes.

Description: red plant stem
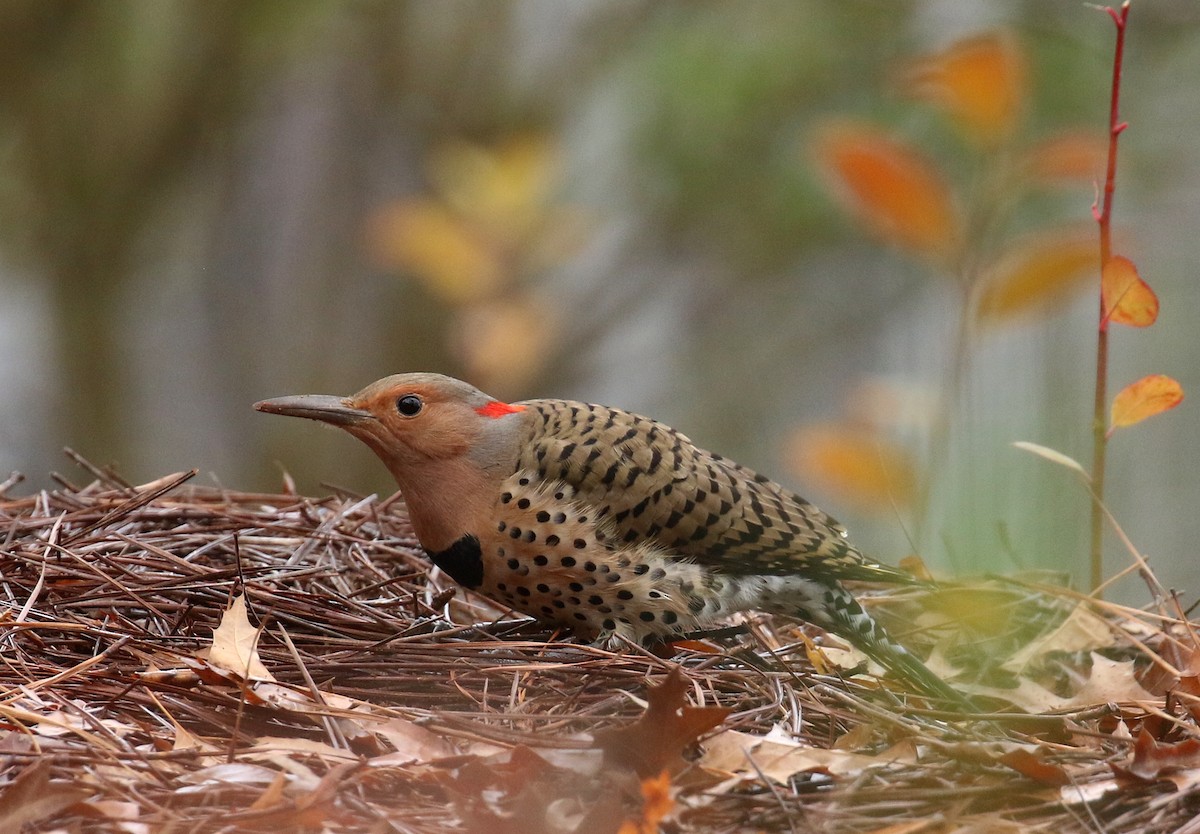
[[1090, 1, 1130, 594]]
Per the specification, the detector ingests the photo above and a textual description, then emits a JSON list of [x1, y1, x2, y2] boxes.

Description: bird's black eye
[[396, 394, 423, 417]]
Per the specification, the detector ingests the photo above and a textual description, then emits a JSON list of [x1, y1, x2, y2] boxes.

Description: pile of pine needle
[[0, 455, 1198, 833]]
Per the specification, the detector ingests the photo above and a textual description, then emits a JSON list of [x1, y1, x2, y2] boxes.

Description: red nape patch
[[476, 401, 526, 419]]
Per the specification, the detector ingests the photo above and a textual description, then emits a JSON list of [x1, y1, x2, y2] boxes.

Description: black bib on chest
[[425, 534, 484, 588]]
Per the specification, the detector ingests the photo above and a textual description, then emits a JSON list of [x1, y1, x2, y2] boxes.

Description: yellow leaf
[[431, 134, 559, 245], [903, 31, 1027, 148], [784, 424, 917, 512], [209, 595, 275, 681], [1102, 255, 1158, 327], [975, 232, 1096, 321], [1110, 375, 1184, 434], [812, 121, 960, 260], [366, 200, 502, 304]]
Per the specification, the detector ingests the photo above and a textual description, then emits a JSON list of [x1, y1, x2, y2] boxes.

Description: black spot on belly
[[426, 535, 483, 589]]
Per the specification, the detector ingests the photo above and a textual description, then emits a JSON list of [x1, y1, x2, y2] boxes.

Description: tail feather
[[717, 573, 974, 709], [824, 586, 974, 710], [856, 635, 973, 709]]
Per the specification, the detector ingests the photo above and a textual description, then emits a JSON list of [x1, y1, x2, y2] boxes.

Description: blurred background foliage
[[1, 0, 1198, 599]]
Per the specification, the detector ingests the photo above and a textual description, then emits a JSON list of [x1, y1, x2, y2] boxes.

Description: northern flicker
[[256, 373, 966, 705]]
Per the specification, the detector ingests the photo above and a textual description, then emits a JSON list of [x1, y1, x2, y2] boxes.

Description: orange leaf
[[1022, 131, 1109, 183], [594, 668, 731, 778], [451, 297, 556, 397], [998, 748, 1071, 786], [1102, 255, 1158, 327], [975, 232, 1096, 321], [903, 31, 1027, 148], [812, 121, 959, 260], [618, 770, 674, 834], [1121, 729, 1200, 782], [1110, 375, 1184, 435], [784, 424, 918, 512]]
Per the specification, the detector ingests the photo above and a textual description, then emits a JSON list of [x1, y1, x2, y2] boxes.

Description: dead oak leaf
[[699, 727, 915, 782], [997, 748, 1071, 786], [1119, 729, 1200, 782], [445, 746, 587, 834], [968, 653, 1156, 713], [208, 595, 275, 681], [594, 668, 731, 778], [0, 760, 90, 831], [1002, 604, 1117, 673], [1067, 653, 1158, 708]]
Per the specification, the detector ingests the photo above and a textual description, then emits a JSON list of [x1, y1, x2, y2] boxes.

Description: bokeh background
[[2, 0, 1197, 599]]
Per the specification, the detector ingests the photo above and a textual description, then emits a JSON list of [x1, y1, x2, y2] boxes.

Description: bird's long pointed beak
[[253, 395, 374, 426]]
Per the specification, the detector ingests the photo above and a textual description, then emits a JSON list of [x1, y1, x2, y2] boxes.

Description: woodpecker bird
[[255, 373, 965, 705]]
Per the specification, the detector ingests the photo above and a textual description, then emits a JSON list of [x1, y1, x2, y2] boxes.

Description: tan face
[[254, 372, 506, 473], [340, 377, 488, 466]]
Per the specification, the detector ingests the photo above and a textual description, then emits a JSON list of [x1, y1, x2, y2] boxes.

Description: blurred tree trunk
[[0, 0, 321, 469]]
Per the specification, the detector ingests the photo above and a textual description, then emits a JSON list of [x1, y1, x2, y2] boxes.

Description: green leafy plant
[[805, 8, 1183, 590]]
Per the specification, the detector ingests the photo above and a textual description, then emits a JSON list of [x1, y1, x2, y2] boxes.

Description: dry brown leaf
[[1070, 654, 1159, 707], [593, 668, 731, 778], [971, 653, 1157, 712], [78, 799, 140, 821], [251, 682, 361, 714], [234, 761, 356, 832], [699, 727, 914, 782], [0, 760, 89, 832], [832, 722, 877, 751], [246, 737, 359, 762], [176, 762, 280, 791], [371, 717, 460, 764], [1122, 729, 1200, 781], [208, 595, 275, 681], [171, 722, 220, 756], [997, 747, 1070, 786], [247, 772, 289, 812], [1002, 604, 1117, 673], [963, 677, 1070, 714], [1060, 777, 1122, 806]]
